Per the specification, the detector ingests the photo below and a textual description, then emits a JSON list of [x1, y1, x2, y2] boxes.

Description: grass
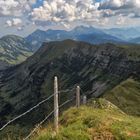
[[104, 78, 140, 116], [0, 51, 32, 65], [0, 35, 33, 65], [31, 99, 140, 140]]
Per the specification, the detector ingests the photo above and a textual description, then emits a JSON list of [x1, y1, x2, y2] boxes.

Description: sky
[[0, 0, 140, 37]]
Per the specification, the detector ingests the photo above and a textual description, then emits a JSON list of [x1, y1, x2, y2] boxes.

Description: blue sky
[[32, 0, 44, 8], [0, 0, 140, 37]]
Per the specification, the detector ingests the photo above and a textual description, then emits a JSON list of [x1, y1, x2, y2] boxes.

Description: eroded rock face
[[0, 40, 140, 131], [0, 61, 10, 70]]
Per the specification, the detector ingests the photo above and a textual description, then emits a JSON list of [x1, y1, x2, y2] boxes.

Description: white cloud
[[99, 0, 123, 10], [0, 0, 140, 33], [31, 0, 101, 26], [0, 0, 36, 16], [99, 0, 140, 17], [99, 0, 140, 9], [6, 20, 13, 27], [17, 27, 23, 31], [30, 0, 140, 28], [99, 18, 109, 26], [6, 18, 22, 27], [116, 15, 125, 25]]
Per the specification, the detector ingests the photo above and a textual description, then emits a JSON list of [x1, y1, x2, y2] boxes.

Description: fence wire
[[24, 96, 75, 140], [0, 93, 55, 131], [58, 87, 75, 94], [0, 87, 76, 131]]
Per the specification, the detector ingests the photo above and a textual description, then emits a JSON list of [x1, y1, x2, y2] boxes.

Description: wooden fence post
[[54, 76, 59, 133], [76, 86, 80, 108], [83, 95, 87, 105]]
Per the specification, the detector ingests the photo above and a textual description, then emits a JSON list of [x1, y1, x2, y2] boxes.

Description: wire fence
[[24, 96, 75, 140], [0, 93, 55, 131], [0, 88, 75, 132], [0, 76, 86, 140], [58, 88, 75, 94]]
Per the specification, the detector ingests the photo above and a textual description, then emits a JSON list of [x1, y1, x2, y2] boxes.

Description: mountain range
[[0, 40, 140, 138], [0, 26, 140, 70], [25, 26, 140, 51], [25, 26, 127, 51], [130, 37, 140, 44], [104, 27, 140, 40]]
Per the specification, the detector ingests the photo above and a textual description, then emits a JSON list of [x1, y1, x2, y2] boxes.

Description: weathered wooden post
[[83, 95, 87, 105], [76, 86, 80, 108], [54, 76, 59, 133]]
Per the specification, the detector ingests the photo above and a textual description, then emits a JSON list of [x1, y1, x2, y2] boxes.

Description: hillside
[[104, 78, 140, 116], [0, 40, 140, 138], [0, 35, 33, 68], [130, 37, 140, 44], [104, 27, 140, 40], [31, 99, 140, 140]]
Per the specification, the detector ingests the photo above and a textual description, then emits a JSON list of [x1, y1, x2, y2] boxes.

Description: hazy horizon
[[0, 25, 140, 38]]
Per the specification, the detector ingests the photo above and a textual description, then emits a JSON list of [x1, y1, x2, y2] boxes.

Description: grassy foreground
[[31, 99, 140, 140]]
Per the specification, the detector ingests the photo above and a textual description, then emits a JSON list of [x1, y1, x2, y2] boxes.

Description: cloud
[[30, 0, 101, 26], [1, 0, 140, 31], [6, 18, 22, 27], [99, 0, 124, 10], [99, 0, 140, 10], [30, 0, 140, 27], [116, 15, 125, 25], [17, 26, 24, 31], [0, 0, 36, 16], [99, 0, 140, 17]]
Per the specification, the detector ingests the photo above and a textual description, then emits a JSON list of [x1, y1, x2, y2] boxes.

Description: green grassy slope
[[0, 35, 33, 65], [104, 78, 140, 116], [31, 99, 140, 140]]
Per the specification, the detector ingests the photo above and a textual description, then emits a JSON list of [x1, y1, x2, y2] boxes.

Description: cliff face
[[0, 61, 10, 70], [0, 40, 140, 134]]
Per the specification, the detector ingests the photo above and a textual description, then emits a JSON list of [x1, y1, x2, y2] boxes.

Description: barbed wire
[[24, 96, 75, 140], [0, 93, 55, 131]]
